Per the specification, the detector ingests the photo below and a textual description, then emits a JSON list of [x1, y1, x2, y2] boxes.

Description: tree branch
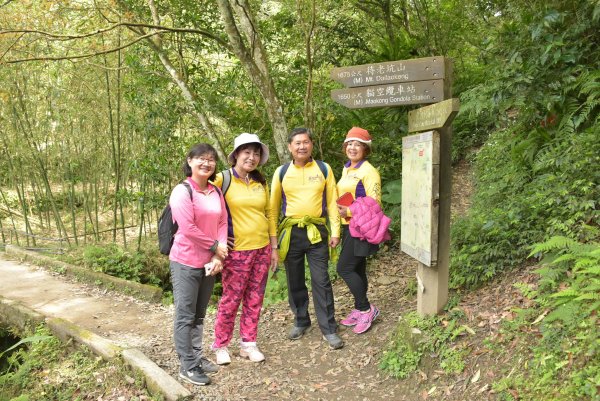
[[0, 0, 15, 9], [0, 22, 232, 50], [0, 32, 23, 61], [1, 31, 162, 64]]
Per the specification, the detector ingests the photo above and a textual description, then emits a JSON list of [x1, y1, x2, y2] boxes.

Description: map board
[[401, 131, 440, 266]]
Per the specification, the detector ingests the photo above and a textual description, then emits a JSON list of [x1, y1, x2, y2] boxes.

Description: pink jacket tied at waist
[[348, 196, 391, 244]]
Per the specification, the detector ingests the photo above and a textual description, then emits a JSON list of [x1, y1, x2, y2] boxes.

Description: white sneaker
[[240, 341, 265, 362], [214, 347, 231, 365]]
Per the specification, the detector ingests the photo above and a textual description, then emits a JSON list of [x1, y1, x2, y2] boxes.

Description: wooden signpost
[[330, 56, 446, 87], [331, 56, 459, 316], [331, 80, 444, 109]]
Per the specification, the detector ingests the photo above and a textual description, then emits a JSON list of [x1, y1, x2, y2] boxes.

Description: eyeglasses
[[193, 157, 216, 165]]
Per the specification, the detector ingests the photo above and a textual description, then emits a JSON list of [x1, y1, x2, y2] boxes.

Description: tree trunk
[[145, 0, 228, 161], [216, 0, 290, 163], [12, 85, 70, 245], [300, 0, 317, 133]]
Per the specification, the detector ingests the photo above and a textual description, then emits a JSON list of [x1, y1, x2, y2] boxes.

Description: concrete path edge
[[0, 296, 191, 401], [4, 245, 163, 303]]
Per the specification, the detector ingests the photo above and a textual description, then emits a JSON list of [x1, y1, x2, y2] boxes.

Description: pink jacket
[[348, 196, 391, 245], [169, 178, 228, 268]]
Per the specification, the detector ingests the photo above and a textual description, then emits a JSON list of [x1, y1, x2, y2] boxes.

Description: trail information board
[[401, 131, 440, 267]]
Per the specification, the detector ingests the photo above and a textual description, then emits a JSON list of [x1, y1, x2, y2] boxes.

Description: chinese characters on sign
[[330, 56, 446, 88], [408, 98, 460, 132], [331, 80, 443, 109]]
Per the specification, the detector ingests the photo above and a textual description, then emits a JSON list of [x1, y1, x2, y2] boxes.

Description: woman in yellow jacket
[[335, 127, 381, 334], [211, 133, 278, 364]]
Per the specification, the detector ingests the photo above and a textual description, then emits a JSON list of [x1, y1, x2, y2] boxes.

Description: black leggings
[[336, 226, 370, 311]]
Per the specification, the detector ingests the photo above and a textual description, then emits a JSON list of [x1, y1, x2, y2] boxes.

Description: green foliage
[[492, 236, 600, 400], [450, 0, 600, 288], [82, 244, 143, 282], [73, 241, 170, 289], [0, 326, 156, 400], [380, 312, 471, 378], [381, 179, 402, 240], [263, 270, 288, 307], [531, 236, 600, 324]]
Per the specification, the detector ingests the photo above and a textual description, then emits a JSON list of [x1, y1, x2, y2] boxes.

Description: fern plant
[[530, 235, 600, 323]]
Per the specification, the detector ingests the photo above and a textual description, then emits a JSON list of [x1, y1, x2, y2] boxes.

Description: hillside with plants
[[0, 0, 598, 400]]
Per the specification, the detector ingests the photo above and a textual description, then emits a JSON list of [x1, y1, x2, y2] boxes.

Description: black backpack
[[158, 182, 192, 255]]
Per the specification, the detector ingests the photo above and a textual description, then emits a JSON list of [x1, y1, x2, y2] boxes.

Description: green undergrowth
[[380, 309, 472, 379], [450, 0, 600, 288], [491, 236, 600, 400], [58, 238, 171, 292], [56, 238, 295, 306], [0, 326, 158, 401]]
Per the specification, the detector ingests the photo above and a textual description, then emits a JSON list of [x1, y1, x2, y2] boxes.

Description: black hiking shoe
[[179, 365, 211, 386]]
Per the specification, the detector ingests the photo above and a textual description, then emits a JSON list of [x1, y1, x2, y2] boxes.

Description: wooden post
[[416, 59, 453, 316]]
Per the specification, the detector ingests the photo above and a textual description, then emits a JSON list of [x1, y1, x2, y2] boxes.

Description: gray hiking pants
[[170, 261, 215, 371]]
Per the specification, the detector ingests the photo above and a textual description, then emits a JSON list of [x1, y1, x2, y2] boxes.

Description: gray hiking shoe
[[200, 357, 220, 373], [323, 333, 344, 350], [179, 366, 211, 386], [288, 325, 310, 340]]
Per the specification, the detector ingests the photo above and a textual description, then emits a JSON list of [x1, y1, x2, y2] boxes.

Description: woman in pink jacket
[[336, 127, 382, 334], [169, 143, 228, 386]]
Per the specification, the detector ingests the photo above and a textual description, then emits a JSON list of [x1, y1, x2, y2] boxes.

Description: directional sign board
[[401, 131, 440, 267], [331, 80, 444, 109], [330, 56, 446, 88], [408, 98, 460, 133]]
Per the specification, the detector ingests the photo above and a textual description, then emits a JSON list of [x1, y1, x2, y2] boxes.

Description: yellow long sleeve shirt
[[269, 159, 341, 238], [213, 169, 277, 251], [336, 160, 382, 225]]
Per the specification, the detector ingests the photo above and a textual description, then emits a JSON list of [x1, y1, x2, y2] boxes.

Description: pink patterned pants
[[213, 245, 271, 347]]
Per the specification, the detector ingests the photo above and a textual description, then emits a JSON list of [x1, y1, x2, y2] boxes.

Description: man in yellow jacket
[[269, 127, 343, 349]]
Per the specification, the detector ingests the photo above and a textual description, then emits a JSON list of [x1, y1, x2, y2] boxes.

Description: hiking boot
[[240, 341, 265, 362], [340, 309, 361, 327], [288, 325, 310, 340], [200, 357, 220, 373], [322, 333, 344, 350], [214, 347, 231, 365], [353, 305, 380, 334], [179, 365, 211, 386]]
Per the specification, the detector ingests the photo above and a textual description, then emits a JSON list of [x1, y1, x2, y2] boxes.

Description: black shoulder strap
[[221, 169, 232, 197], [181, 181, 193, 200], [316, 160, 328, 179], [278, 160, 328, 183], [278, 162, 291, 183]]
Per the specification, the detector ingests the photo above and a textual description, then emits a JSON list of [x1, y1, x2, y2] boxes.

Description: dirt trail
[[0, 160, 492, 400]]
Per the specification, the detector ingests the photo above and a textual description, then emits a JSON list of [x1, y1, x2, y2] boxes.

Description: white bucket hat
[[227, 133, 270, 166]]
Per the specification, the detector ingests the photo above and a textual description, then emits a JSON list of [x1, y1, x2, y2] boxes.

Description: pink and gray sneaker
[[353, 305, 380, 334], [340, 309, 361, 327]]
